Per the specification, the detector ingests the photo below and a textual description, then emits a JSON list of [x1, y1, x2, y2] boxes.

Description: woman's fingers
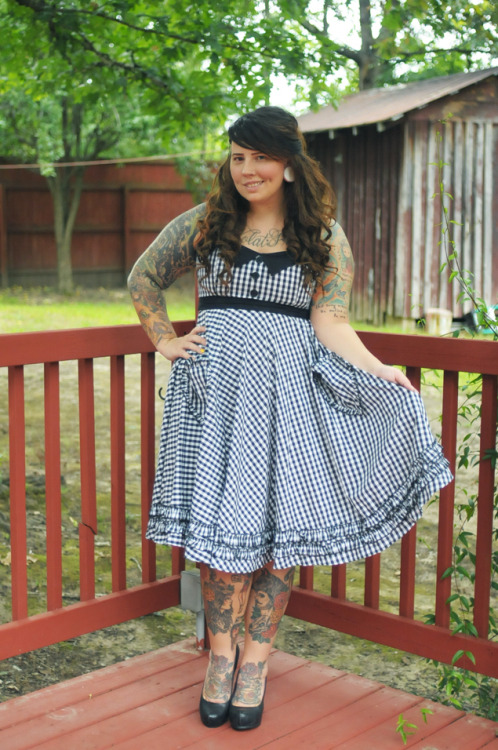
[[375, 364, 418, 392], [158, 326, 207, 361]]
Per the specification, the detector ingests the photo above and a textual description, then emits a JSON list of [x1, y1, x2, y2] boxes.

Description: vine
[[424, 118, 498, 720], [433, 116, 497, 338]]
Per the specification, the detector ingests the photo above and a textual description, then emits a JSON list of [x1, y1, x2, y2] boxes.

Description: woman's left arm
[[310, 223, 416, 392]]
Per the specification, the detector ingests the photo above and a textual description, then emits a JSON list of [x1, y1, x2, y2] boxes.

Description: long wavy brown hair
[[196, 106, 336, 288]]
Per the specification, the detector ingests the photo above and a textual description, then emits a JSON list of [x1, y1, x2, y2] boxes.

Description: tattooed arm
[[310, 223, 415, 389], [128, 204, 207, 361]]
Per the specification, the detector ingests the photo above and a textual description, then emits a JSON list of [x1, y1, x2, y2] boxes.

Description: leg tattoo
[[201, 568, 236, 635], [203, 652, 236, 701], [201, 566, 252, 648], [248, 567, 294, 644], [232, 660, 266, 706]]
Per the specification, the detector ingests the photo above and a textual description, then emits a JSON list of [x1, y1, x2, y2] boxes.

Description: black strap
[[198, 295, 310, 319]]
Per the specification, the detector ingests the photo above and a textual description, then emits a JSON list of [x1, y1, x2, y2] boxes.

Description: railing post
[[399, 366, 422, 619], [110, 354, 127, 592], [473, 374, 497, 638], [364, 554, 380, 609], [8, 365, 28, 620], [78, 358, 97, 602], [435, 370, 458, 628], [141, 351, 156, 583], [44, 361, 63, 611], [299, 566, 314, 590], [331, 563, 346, 599]]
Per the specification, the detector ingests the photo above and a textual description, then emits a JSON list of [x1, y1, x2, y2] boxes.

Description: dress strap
[[198, 295, 310, 319]]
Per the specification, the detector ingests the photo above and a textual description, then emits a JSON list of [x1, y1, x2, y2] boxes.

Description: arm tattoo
[[312, 223, 354, 322], [127, 204, 205, 346]]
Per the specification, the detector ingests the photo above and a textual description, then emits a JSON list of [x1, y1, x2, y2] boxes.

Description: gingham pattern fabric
[[146, 247, 453, 573]]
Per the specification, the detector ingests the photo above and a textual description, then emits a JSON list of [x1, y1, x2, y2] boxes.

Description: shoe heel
[[229, 677, 267, 731]]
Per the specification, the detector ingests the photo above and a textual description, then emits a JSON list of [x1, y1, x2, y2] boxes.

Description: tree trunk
[[48, 167, 84, 293], [358, 0, 377, 89]]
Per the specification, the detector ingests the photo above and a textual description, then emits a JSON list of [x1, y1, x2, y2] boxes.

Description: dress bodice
[[196, 246, 312, 311]]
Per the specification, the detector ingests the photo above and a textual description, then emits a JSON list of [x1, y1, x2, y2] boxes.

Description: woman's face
[[229, 142, 286, 208]]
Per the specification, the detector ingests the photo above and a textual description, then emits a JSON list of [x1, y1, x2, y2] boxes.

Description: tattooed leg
[[232, 562, 294, 707], [200, 564, 252, 702]]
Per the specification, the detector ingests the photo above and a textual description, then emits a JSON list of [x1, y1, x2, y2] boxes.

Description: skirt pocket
[[312, 349, 365, 416], [180, 353, 210, 424]]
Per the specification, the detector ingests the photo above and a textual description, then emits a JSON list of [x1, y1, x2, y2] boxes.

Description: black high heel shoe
[[229, 676, 267, 731], [199, 644, 240, 728]]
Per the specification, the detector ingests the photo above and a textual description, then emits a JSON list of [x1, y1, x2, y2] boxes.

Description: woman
[[128, 106, 452, 732]]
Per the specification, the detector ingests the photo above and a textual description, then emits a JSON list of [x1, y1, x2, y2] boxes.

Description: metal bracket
[[180, 569, 205, 650]]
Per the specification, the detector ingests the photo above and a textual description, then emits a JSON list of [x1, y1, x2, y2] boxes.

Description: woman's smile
[[230, 142, 286, 205]]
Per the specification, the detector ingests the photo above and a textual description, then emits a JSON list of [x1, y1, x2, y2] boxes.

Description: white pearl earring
[[283, 166, 295, 182]]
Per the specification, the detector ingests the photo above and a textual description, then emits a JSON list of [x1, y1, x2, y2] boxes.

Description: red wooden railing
[[0, 325, 496, 678]]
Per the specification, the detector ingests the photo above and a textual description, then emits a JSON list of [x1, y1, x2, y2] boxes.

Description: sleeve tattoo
[[127, 204, 205, 346], [311, 223, 354, 321]]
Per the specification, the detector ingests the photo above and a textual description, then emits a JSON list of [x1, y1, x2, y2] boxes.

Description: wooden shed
[[298, 67, 498, 325], [0, 161, 194, 288]]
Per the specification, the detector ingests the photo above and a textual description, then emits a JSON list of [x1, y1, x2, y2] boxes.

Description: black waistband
[[198, 295, 310, 319]]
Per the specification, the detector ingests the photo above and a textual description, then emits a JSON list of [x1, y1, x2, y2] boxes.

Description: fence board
[[0, 163, 195, 287]]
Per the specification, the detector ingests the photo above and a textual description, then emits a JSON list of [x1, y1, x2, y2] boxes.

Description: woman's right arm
[[127, 204, 207, 361]]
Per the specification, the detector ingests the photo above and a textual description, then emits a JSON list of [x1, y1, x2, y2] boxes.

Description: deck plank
[[333, 699, 463, 748], [0, 642, 200, 729], [253, 684, 421, 750], [0, 639, 496, 750], [408, 712, 498, 750]]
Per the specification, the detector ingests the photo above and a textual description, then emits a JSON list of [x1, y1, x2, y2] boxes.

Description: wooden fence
[[0, 325, 496, 678], [0, 162, 194, 288]]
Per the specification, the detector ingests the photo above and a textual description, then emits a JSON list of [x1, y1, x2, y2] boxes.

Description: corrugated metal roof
[[298, 67, 498, 133]]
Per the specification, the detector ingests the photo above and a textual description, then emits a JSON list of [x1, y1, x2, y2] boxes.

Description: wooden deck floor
[[0, 639, 496, 750]]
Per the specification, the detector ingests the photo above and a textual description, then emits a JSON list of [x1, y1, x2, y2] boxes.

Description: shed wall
[[305, 76, 498, 323], [395, 117, 498, 319], [306, 125, 402, 324]]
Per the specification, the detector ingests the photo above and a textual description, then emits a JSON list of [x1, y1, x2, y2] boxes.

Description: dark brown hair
[[196, 106, 336, 287]]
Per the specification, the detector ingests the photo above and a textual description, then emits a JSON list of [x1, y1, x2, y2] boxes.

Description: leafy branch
[[395, 708, 433, 745]]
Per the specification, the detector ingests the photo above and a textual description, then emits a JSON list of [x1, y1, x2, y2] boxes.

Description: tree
[[277, 0, 498, 91], [0, 2, 187, 291], [2, 1, 497, 291], [0, 0, 318, 290]]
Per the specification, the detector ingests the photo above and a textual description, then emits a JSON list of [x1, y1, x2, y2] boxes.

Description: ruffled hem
[[146, 439, 452, 573]]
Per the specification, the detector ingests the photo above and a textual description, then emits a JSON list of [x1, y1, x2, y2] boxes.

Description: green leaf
[[420, 707, 433, 723]]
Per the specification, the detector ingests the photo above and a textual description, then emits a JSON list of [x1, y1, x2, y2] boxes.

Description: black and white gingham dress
[[146, 246, 452, 573]]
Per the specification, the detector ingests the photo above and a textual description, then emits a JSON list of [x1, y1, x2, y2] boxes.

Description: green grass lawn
[[1, 282, 490, 342], [0, 282, 419, 335], [0, 280, 196, 333]]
